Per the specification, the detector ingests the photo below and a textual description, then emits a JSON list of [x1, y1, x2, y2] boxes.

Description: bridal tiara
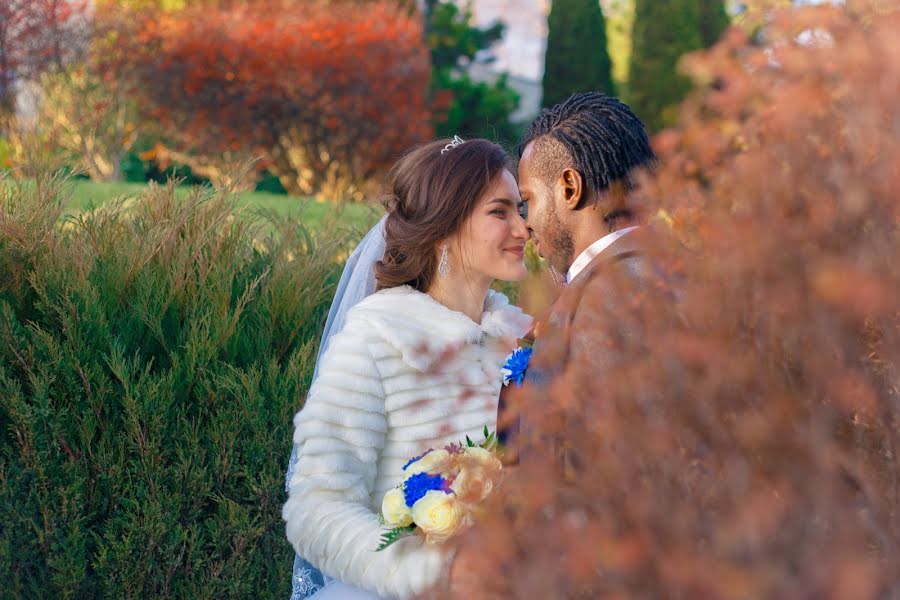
[[440, 135, 465, 155]]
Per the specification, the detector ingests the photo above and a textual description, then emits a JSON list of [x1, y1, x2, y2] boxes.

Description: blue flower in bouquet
[[501, 346, 533, 387], [402, 472, 450, 508]]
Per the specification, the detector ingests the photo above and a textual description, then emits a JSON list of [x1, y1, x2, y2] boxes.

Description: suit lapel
[[568, 228, 645, 286]]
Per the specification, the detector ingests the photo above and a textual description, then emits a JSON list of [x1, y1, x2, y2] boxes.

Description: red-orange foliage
[[125, 1, 432, 197], [0, 0, 89, 117], [442, 3, 899, 599]]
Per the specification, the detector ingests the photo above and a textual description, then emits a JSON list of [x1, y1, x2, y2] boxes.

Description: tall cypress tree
[[698, 0, 731, 46], [423, 0, 521, 143], [629, 0, 729, 132], [542, 0, 615, 109]]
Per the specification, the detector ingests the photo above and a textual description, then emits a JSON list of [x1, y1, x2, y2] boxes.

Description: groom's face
[[517, 142, 575, 273]]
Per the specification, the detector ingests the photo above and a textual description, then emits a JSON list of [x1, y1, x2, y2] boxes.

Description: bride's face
[[451, 169, 529, 283]]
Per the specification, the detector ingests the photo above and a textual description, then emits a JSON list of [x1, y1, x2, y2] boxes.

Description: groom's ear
[[560, 168, 584, 211]]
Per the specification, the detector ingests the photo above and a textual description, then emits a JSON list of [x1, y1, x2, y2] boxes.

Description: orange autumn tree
[[128, 1, 432, 197], [0, 0, 90, 129], [21, 3, 143, 182]]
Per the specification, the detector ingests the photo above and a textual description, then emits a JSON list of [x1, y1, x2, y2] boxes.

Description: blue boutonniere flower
[[501, 343, 533, 387]]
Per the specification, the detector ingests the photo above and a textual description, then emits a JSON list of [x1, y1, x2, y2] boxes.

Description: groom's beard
[[545, 208, 575, 274]]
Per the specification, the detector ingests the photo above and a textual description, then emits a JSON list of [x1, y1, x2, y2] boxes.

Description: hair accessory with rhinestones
[[440, 135, 465, 155]]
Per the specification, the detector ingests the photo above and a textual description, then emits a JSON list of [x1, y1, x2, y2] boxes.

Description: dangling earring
[[438, 243, 450, 278]]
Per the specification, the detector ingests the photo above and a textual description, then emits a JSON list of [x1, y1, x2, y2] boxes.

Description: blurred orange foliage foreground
[[441, 3, 899, 599]]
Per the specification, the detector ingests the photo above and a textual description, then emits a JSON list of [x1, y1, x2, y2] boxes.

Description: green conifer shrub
[[629, 0, 730, 132], [0, 175, 363, 598], [542, 0, 616, 109]]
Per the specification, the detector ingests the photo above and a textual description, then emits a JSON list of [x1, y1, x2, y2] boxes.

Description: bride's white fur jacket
[[283, 285, 531, 599]]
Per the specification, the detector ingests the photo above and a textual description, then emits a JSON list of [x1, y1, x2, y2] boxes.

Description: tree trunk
[[84, 150, 124, 182], [0, 85, 15, 137]]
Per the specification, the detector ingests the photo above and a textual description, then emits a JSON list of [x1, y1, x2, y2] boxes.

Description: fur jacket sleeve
[[283, 325, 446, 599]]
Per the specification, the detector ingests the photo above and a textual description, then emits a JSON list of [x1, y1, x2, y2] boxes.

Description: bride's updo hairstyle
[[375, 138, 510, 292]]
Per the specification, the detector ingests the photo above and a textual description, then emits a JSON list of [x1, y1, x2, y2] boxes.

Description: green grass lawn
[[65, 179, 381, 229]]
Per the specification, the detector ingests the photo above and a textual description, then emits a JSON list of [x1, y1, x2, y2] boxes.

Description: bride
[[283, 137, 532, 599]]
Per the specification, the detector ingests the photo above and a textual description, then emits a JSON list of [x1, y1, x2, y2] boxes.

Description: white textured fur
[[283, 285, 531, 599]]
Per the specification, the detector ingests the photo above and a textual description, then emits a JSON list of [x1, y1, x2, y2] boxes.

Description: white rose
[[404, 449, 451, 475], [381, 488, 413, 527], [464, 446, 502, 469], [451, 466, 494, 504], [411, 490, 463, 542]]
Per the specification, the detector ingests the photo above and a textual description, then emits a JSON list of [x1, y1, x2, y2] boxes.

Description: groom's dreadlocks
[[519, 92, 655, 196]]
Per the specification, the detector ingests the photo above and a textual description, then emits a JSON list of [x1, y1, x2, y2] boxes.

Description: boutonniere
[[501, 338, 533, 387]]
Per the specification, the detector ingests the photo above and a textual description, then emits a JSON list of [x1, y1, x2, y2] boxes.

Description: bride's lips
[[504, 245, 525, 258]]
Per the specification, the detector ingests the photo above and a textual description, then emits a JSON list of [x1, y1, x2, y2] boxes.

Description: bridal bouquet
[[376, 427, 502, 550]]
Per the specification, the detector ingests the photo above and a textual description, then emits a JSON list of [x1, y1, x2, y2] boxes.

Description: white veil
[[310, 214, 388, 381], [286, 215, 387, 599]]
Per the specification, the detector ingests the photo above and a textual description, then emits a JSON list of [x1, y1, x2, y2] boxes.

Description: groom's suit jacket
[[501, 227, 671, 475], [536, 227, 657, 374]]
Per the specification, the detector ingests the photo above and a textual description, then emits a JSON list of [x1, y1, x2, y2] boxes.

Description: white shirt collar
[[566, 226, 640, 283]]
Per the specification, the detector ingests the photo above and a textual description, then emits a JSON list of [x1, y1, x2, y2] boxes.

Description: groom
[[450, 92, 660, 598], [501, 91, 659, 468]]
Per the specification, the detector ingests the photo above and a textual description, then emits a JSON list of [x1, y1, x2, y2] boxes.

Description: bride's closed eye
[[488, 198, 521, 219]]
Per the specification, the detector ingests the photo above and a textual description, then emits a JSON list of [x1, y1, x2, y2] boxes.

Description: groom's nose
[[512, 212, 529, 240], [522, 216, 533, 238]]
